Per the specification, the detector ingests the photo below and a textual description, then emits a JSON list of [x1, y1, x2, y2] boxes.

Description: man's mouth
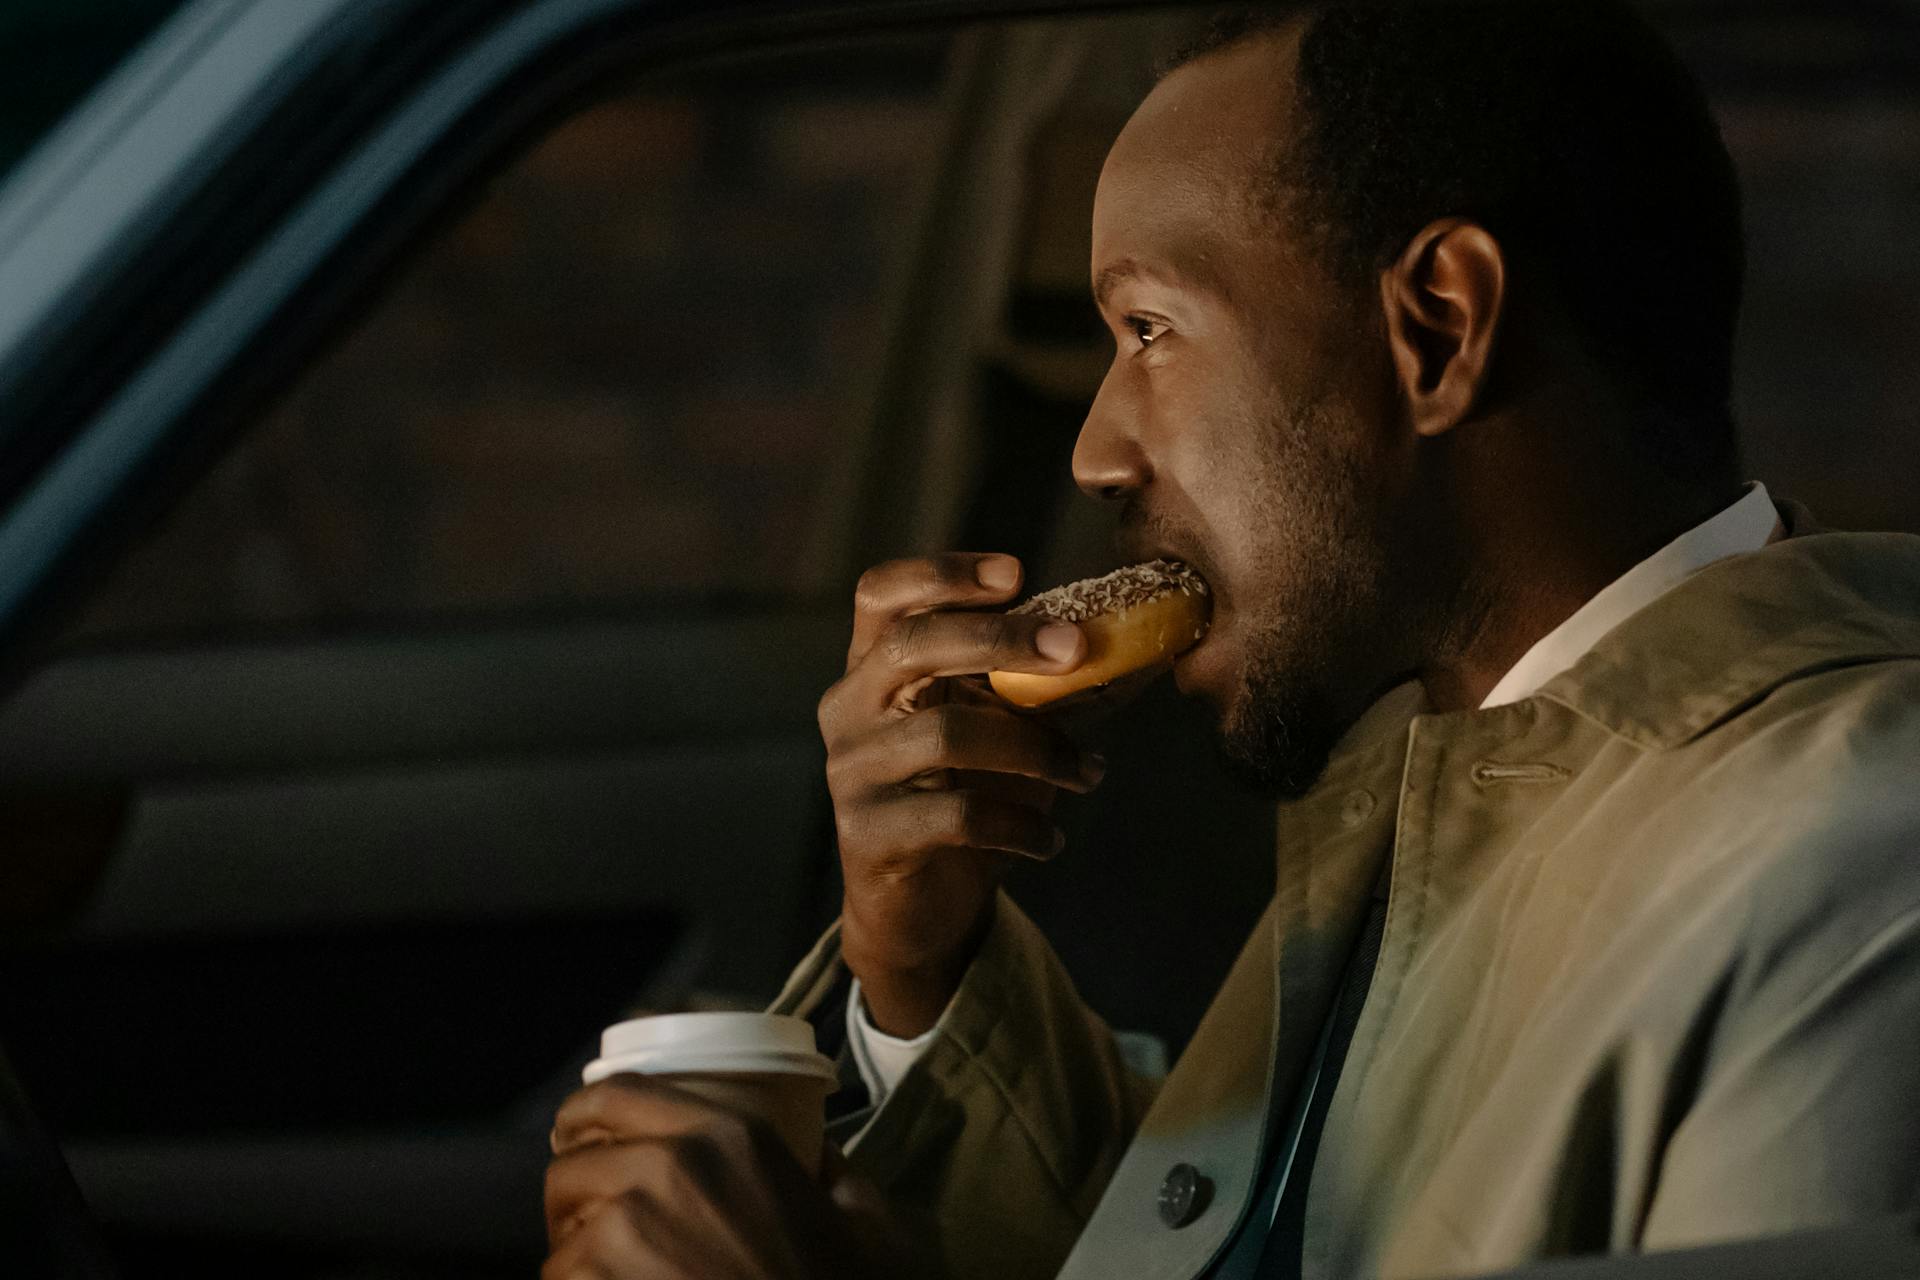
[[1172, 594, 1228, 696], [1116, 538, 1223, 625], [1116, 530, 1213, 592], [1113, 521, 1227, 697]]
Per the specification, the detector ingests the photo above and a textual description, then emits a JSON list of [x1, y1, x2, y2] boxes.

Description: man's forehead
[[1091, 30, 1304, 286], [1127, 29, 1300, 162]]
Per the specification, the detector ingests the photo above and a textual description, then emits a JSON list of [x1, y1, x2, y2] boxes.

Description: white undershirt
[[846, 482, 1783, 1101], [1479, 482, 1782, 708]]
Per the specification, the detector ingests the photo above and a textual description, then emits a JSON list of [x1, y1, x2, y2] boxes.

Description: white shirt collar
[[1479, 482, 1783, 709]]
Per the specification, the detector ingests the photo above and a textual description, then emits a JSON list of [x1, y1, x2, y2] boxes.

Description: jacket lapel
[[1057, 684, 1417, 1279]]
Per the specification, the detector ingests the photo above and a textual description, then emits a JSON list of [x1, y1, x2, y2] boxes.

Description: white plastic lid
[[581, 1012, 838, 1086]]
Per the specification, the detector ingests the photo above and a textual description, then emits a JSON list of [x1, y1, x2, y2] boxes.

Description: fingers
[[879, 610, 1083, 680], [542, 1194, 673, 1280], [822, 1148, 925, 1274], [847, 554, 1024, 668], [831, 703, 1101, 796], [546, 1134, 779, 1249], [546, 1079, 803, 1250], [542, 1211, 630, 1280], [542, 1101, 895, 1280], [823, 1148, 890, 1222], [822, 611, 1085, 736], [839, 787, 1064, 866], [551, 1075, 745, 1159], [546, 1141, 670, 1246]]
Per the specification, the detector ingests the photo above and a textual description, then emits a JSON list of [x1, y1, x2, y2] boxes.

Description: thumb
[[822, 1144, 924, 1271], [821, 1142, 884, 1218]]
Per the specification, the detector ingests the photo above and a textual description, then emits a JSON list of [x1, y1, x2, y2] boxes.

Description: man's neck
[[1417, 473, 1742, 714]]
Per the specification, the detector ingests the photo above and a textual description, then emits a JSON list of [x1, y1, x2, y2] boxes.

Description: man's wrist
[[839, 897, 997, 1037], [843, 964, 963, 1039]]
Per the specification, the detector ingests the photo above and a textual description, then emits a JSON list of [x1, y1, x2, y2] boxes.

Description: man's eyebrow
[[1093, 259, 1169, 310]]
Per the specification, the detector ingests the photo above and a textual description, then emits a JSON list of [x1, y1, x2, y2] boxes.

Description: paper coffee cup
[[583, 1012, 837, 1172]]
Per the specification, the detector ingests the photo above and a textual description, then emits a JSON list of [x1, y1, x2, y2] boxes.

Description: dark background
[[0, 2, 1915, 1276]]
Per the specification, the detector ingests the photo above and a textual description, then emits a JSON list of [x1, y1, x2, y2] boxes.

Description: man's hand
[[817, 553, 1105, 1037], [543, 1075, 916, 1279]]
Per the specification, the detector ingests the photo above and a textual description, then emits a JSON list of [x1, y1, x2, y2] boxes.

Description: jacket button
[[1341, 789, 1376, 825], [1157, 1162, 1211, 1229]]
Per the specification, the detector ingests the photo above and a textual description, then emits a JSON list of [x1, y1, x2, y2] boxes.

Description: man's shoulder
[[1659, 650, 1920, 970], [1696, 645, 1920, 792], [1548, 526, 1920, 752]]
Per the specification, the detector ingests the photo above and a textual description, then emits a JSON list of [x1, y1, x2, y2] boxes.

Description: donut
[[988, 560, 1211, 709]]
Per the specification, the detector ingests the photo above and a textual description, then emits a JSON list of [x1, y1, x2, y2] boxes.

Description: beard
[[1214, 636, 1343, 797], [1208, 390, 1396, 798]]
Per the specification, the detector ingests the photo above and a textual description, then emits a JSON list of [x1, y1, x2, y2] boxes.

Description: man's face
[[1079, 30, 1426, 793]]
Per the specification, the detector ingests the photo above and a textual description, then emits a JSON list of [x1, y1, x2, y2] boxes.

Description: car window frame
[[0, 0, 1160, 680]]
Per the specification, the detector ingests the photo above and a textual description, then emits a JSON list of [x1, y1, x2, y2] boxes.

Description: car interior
[[0, 1, 1915, 1276]]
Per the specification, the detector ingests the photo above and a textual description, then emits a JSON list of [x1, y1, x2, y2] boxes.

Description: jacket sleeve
[[769, 891, 1160, 1280], [1640, 886, 1920, 1248]]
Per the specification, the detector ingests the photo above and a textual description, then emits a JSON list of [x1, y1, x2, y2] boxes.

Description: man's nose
[[1073, 368, 1150, 501]]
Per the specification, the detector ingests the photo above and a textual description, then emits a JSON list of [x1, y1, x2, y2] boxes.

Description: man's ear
[[1379, 218, 1505, 438]]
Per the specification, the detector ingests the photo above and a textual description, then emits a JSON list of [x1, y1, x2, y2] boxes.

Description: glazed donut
[[988, 560, 1211, 709]]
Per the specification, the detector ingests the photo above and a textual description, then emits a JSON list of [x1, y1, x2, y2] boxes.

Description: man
[[541, 4, 1920, 1277]]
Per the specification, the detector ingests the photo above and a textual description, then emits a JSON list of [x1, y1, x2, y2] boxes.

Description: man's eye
[[1126, 316, 1166, 348]]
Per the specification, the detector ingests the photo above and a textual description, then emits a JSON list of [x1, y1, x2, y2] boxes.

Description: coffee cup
[[582, 1011, 837, 1173]]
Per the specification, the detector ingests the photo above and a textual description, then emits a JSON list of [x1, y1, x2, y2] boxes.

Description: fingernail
[[977, 556, 1020, 591], [1035, 623, 1081, 663], [1081, 753, 1108, 785]]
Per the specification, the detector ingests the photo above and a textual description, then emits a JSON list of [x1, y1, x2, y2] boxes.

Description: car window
[[0, 0, 189, 183], [59, 38, 950, 641], [0, 26, 979, 1275]]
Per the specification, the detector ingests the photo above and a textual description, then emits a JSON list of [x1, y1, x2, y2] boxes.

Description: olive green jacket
[[772, 516, 1920, 1279]]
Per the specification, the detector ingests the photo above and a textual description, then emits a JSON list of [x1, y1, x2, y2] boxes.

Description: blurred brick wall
[[1721, 97, 1920, 532], [63, 14, 1920, 646], [72, 53, 946, 639]]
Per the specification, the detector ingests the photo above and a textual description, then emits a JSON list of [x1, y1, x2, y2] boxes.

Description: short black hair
[[1162, 2, 1746, 483]]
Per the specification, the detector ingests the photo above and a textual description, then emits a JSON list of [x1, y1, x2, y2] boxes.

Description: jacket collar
[[1536, 502, 1920, 750]]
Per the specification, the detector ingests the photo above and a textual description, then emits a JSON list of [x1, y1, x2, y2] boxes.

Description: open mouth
[[1171, 591, 1230, 695]]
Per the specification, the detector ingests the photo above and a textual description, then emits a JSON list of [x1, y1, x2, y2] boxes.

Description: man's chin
[[1213, 736, 1334, 800], [1211, 696, 1339, 799]]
